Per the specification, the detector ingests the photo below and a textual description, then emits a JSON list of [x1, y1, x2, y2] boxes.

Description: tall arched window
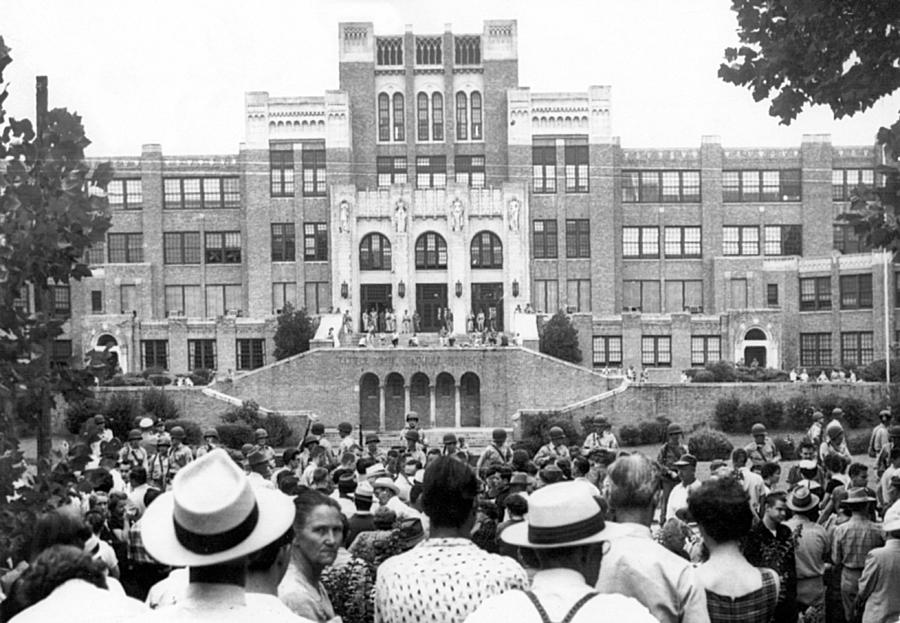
[[392, 93, 405, 141], [359, 233, 392, 271], [471, 230, 503, 268], [456, 92, 468, 141], [378, 93, 390, 142], [470, 91, 483, 140], [415, 232, 448, 269], [431, 92, 444, 141], [417, 92, 429, 141]]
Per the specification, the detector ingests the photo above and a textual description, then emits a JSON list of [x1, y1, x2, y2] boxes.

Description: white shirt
[[141, 582, 301, 623], [465, 568, 656, 623], [10, 579, 146, 623], [384, 494, 420, 521], [665, 480, 701, 522]]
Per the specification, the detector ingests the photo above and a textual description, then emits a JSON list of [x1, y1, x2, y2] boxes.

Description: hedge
[[714, 395, 884, 433]]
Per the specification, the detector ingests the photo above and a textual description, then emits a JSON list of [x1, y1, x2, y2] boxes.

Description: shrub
[[619, 425, 642, 447], [687, 429, 734, 461], [714, 397, 742, 432], [783, 395, 812, 430], [164, 419, 203, 446], [773, 435, 797, 461], [141, 367, 167, 379], [735, 402, 764, 432], [691, 370, 716, 383], [706, 361, 738, 382], [816, 395, 840, 421], [142, 389, 180, 423], [221, 400, 296, 447], [759, 397, 784, 430], [539, 312, 582, 364], [102, 393, 142, 440], [190, 368, 215, 386], [860, 359, 900, 383], [64, 397, 104, 436], [845, 429, 871, 455], [638, 418, 670, 445], [518, 411, 583, 456], [216, 422, 256, 449], [838, 396, 876, 429], [148, 374, 172, 386]]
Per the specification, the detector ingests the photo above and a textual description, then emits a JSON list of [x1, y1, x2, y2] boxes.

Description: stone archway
[[459, 372, 481, 427], [435, 372, 456, 428], [735, 327, 777, 368], [384, 372, 405, 430], [410, 372, 431, 425], [359, 373, 380, 431], [88, 333, 123, 376]]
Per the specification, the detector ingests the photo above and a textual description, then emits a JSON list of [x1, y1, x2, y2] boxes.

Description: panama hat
[[353, 482, 374, 502], [841, 487, 876, 507], [502, 480, 625, 549], [139, 417, 154, 430], [883, 500, 900, 532], [786, 486, 819, 512], [141, 449, 294, 567], [372, 476, 399, 494], [365, 463, 388, 479]]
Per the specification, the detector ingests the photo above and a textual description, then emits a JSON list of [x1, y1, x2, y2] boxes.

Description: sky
[[3, 0, 898, 156]]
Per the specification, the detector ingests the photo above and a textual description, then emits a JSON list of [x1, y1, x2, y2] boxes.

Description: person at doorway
[[656, 423, 688, 523], [476, 309, 485, 332]]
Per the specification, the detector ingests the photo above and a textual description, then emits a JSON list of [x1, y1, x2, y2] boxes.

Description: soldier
[[582, 415, 619, 453], [194, 427, 220, 458], [167, 426, 194, 477], [476, 428, 513, 475], [118, 428, 148, 477], [656, 423, 688, 523], [743, 422, 781, 468], [533, 426, 571, 468], [253, 427, 276, 469], [148, 433, 172, 489], [399, 412, 427, 449]]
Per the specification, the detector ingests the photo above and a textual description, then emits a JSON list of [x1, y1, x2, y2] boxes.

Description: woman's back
[[704, 567, 778, 623]]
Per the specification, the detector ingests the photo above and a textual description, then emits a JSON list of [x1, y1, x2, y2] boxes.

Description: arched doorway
[[435, 372, 456, 428], [459, 372, 481, 427], [88, 334, 122, 377], [742, 328, 768, 367], [410, 372, 431, 425], [359, 373, 380, 431], [384, 372, 406, 430]]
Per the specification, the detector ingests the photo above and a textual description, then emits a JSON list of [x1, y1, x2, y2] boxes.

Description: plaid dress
[[705, 567, 778, 623]]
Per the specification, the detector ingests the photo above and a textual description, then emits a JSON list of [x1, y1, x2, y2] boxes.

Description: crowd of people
[[1, 407, 899, 623]]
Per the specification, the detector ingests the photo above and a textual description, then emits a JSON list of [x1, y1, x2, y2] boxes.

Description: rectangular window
[[564, 140, 589, 193], [272, 282, 297, 314], [622, 170, 701, 203], [164, 285, 202, 317], [432, 94, 444, 141], [623, 280, 661, 313], [841, 332, 874, 366], [533, 220, 558, 259], [236, 339, 265, 370], [187, 339, 216, 371], [800, 333, 832, 367], [415, 156, 447, 189], [565, 219, 590, 258], [532, 141, 557, 194], [377, 157, 408, 187], [665, 280, 703, 312], [142, 340, 168, 370], [205, 232, 242, 264], [205, 284, 243, 317], [722, 226, 759, 256], [45, 285, 70, 316], [86, 242, 106, 266], [269, 143, 295, 197], [271, 223, 296, 262], [417, 93, 430, 141], [301, 144, 326, 197], [833, 224, 869, 254], [799, 276, 832, 311], [764, 225, 803, 255], [723, 169, 802, 202], [120, 284, 137, 315], [839, 274, 873, 309], [455, 155, 485, 188], [664, 227, 702, 258], [691, 336, 721, 366], [832, 169, 874, 201], [108, 233, 143, 263], [108, 179, 142, 210], [641, 335, 672, 367], [303, 223, 328, 261], [12, 288, 29, 314], [767, 283, 779, 307], [592, 336, 622, 367], [51, 340, 72, 369], [566, 279, 591, 312], [622, 226, 659, 259], [163, 177, 239, 209], [304, 282, 330, 314], [163, 232, 201, 264], [91, 290, 103, 314], [534, 279, 559, 314], [730, 278, 748, 309]]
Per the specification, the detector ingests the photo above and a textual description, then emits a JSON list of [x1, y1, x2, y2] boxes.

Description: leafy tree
[[273, 302, 315, 360], [0, 37, 113, 465], [539, 311, 582, 364]]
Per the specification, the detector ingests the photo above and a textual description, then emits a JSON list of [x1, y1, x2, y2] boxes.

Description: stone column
[[429, 385, 437, 428], [404, 384, 411, 416], [379, 384, 386, 432], [454, 383, 462, 428]]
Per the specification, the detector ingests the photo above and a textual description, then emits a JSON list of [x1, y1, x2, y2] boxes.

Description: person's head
[[405, 429, 420, 448], [760, 462, 781, 486], [880, 409, 892, 424], [128, 428, 142, 448], [548, 426, 566, 447], [442, 433, 458, 453], [337, 473, 356, 497], [372, 477, 399, 505], [891, 445, 900, 467], [823, 451, 847, 475], [83, 509, 105, 537], [157, 433, 172, 453], [283, 448, 300, 471], [572, 456, 591, 479], [353, 482, 374, 511], [826, 422, 844, 444], [255, 428, 269, 446], [607, 454, 660, 516], [666, 423, 683, 445], [786, 485, 820, 522], [170, 426, 185, 447], [337, 421, 352, 438], [848, 462, 869, 488], [731, 447, 748, 469], [292, 489, 343, 573], [405, 412, 419, 429], [421, 456, 479, 532], [890, 425, 900, 442], [505, 493, 528, 519], [29, 508, 91, 560], [882, 500, 900, 539], [797, 440, 816, 462], [89, 491, 110, 517], [688, 477, 753, 544], [763, 491, 788, 526], [674, 454, 697, 484], [12, 545, 107, 617], [365, 434, 380, 451], [492, 428, 507, 446], [310, 422, 325, 437], [202, 427, 219, 445], [247, 450, 271, 478], [403, 458, 420, 476], [751, 422, 766, 443], [425, 447, 442, 466], [129, 466, 148, 488]]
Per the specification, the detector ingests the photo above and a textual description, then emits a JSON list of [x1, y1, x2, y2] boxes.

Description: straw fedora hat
[[841, 487, 876, 507], [502, 480, 624, 549], [786, 486, 819, 513], [142, 448, 295, 567], [372, 476, 399, 494]]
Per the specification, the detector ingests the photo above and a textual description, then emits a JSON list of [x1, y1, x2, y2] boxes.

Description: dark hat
[[841, 487, 876, 507], [751, 422, 766, 434], [510, 471, 529, 487], [405, 429, 420, 442], [593, 415, 610, 427], [786, 486, 819, 512], [667, 423, 683, 435], [247, 449, 269, 467], [337, 421, 352, 433], [254, 428, 268, 439], [310, 422, 325, 435], [365, 433, 380, 445], [240, 443, 254, 456], [93, 414, 106, 424], [492, 428, 507, 442], [443, 433, 458, 445], [127, 429, 142, 441], [548, 426, 565, 439], [302, 435, 320, 448], [889, 425, 900, 438], [397, 517, 425, 551], [890, 474, 900, 487], [405, 411, 419, 422], [202, 427, 219, 439], [539, 464, 564, 484], [169, 426, 185, 439], [673, 453, 698, 467], [812, 410, 824, 420]]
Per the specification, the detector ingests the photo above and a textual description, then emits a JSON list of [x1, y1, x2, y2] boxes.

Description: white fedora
[[502, 480, 625, 549], [142, 448, 295, 567], [372, 476, 399, 494]]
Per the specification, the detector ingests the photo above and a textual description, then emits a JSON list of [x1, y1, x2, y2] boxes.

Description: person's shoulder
[[587, 593, 658, 622]]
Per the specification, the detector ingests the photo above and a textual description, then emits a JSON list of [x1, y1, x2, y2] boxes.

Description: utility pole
[[35, 75, 52, 471]]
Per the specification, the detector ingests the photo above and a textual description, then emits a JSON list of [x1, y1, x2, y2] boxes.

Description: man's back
[[595, 523, 709, 623]]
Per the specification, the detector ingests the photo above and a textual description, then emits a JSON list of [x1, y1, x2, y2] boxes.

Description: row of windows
[[532, 139, 589, 193], [622, 226, 702, 259], [163, 177, 240, 209], [621, 225, 801, 259], [622, 170, 700, 203], [621, 280, 703, 314], [799, 274, 872, 311], [375, 155, 486, 189], [142, 339, 265, 371], [723, 170, 801, 202], [377, 91, 483, 143], [533, 279, 592, 313], [532, 220, 591, 258], [269, 142, 326, 198], [800, 332, 874, 367], [375, 35, 481, 67]]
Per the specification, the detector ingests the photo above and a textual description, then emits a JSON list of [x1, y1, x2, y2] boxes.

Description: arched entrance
[[87, 333, 122, 377], [410, 372, 431, 425], [435, 372, 456, 428], [359, 373, 380, 431], [741, 328, 768, 367], [459, 372, 481, 427], [384, 372, 406, 430]]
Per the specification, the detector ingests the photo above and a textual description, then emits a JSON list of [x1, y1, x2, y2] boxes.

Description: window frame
[[691, 335, 721, 366], [108, 233, 144, 263], [187, 339, 217, 371], [763, 224, 803, 256], [470, 231, 503, 269], [565, 219, 590, 258], [839, 274, 873, 310], [564, 142, 589, 193], [271, 223, 296, 262], [303, 223, 328, 262], [641, 335, 672, 367], [415, 156, 447, 189], [301, 145, 326, 197], [415, 232, 448, 269], [663, 226, 702, 259], [359, 233, 392, 271], [799, 276, 832, 312], [621, 170, 701, 203], [454, 155, 485, 188], [532, 142, 557, 194], [800, 332, 832, 367], [236, 338, 266, 371], [163, 231, 201, 265], [376, 156, 408, 187], [723, 169, 801, 202], [532, 220, 559, 259], [722, 226, 759, 256], [204, 231, 242, 264], [141, 340, 169, 370], [108, 179, 143, 210], [592, 336, 623, 367], [622, 226, 659, 259], [841, 331, 874, 366]]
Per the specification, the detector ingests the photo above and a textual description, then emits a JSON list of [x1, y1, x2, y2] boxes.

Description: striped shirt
[[832, 515, 885, 570]]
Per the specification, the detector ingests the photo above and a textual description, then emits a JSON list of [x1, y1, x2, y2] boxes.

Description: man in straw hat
[[139, 448, 298, 622], [784, 485, 830, 621], [856, 500, 900, 623], [466, 480, 655, 622], [831, 487, 885, 621]]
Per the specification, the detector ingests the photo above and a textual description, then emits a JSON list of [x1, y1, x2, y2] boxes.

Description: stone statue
[[449, 198, 464, 232], [393, 198, 408, 233], [339, 200, 350, 233], [508, 197, 520, 232]]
